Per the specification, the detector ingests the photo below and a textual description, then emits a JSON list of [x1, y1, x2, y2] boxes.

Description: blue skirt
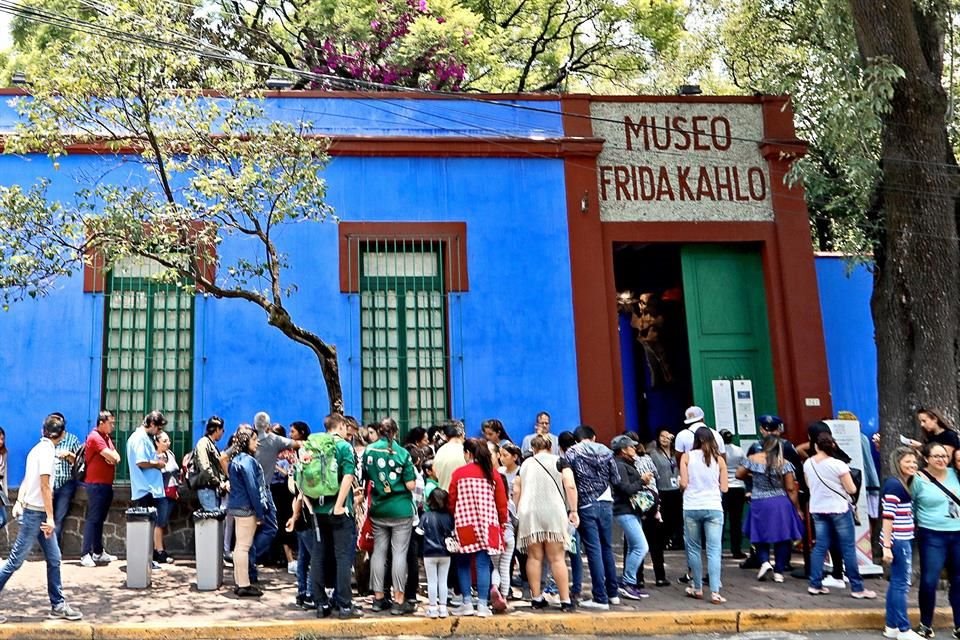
[[743, 494, 804, 543]]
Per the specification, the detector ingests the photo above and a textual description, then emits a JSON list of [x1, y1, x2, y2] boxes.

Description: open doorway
[[613, 243, 693, 443]]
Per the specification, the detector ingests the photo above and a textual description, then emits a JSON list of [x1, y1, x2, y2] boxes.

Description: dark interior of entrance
[[613, 243, 693, 443]]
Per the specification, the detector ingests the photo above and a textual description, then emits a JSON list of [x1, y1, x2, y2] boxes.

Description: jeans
[[425, 556, 451, 606], [457, 551, 492, 606], [722, 487, 746, 555], [0, 509, 64, 607], [311, 513, 357, 610], [577, 502, 619, 604], [756, 541, 792, 573], [81, 482, 114, 557], [917, 527, 960, 627], [250, 496, 278, 582], [683, 509, 723, 594], [370, 516, 413, 596], [886, 538, 913, 631], [810, 511, 864, 593], [53, 479, 77, 547], [197, 488, 219, 512], [296, 528, 315, 598], [615, 513, 649, 587]]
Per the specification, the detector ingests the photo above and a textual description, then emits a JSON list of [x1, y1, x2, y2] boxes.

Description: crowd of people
[[2, 406, 960, 632]]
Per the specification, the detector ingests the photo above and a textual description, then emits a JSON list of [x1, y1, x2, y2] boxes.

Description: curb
[[0, 608, 951, 639]]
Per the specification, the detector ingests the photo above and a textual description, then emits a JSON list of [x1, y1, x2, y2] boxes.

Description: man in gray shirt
[[249, 411, 299, 583]]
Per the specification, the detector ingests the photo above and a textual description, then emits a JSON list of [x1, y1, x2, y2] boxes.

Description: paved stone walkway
[[0, 551, 898, 624]]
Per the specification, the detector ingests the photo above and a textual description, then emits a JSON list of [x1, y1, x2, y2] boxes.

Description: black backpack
[[71, 445, 87, 482]]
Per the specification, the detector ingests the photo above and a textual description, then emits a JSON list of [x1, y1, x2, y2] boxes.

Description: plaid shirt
[[53, 431, 82, 490]]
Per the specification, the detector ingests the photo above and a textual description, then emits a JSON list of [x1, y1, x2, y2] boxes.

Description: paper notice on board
[[733, 379, 757, 434], [712, 380, 735, 431]]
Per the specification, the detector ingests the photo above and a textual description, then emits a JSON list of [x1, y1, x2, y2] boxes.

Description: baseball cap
[[758, 415, 784, 432], [610, 435, 636, 452], [684, 406, 706, 425]]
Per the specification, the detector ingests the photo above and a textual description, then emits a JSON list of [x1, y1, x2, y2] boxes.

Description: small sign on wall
[[711, 379, 735, 431], [733, 380, 757, 435]]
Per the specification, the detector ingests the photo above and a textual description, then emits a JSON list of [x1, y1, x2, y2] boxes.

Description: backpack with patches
[[295, 433, 341, 500]]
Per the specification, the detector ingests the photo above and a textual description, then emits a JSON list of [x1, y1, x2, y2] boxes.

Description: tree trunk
[[850, 0, 960, 459], [266, 305, 345, 415]]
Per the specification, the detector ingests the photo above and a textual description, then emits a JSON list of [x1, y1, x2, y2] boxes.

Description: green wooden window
[[359, 241, 449, 434], [102, 257, 194, 480]]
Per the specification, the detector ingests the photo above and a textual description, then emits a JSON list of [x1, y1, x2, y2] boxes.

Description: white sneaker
[[884, 627, 901, 639], [94, 551, 117, 563], [609, 596, 621, 605], [898, 630, 926, 640], [287, 560, 297, 575], [79, 554, 96, 568], [757, 561, 773, 581], [451, 602, 475, 616], [427, 606, 439, 619], [438, 606, 449, 618], [822, 576, 846, 590], [579, 599, 610, 611], [49, 603, 83, 621], [773, 573, 785, 583], [476, 603, 492, 618]]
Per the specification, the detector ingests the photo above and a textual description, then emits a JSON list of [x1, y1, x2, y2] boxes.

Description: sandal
[[684, 587, 703, 600], [711, 593, 727, 605]]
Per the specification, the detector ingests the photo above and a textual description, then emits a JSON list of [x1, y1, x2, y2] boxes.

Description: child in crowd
[[418, 488, 454, 618]]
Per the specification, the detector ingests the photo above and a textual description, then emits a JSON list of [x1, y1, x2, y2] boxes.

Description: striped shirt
[[881, 477, 915, 541]]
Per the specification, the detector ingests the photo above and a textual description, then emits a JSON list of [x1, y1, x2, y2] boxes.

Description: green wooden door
[[680, 245, 777, 429]]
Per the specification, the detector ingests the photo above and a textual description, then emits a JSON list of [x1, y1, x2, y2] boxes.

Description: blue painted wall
[[815, 255, 878, 436], [0, 96, 578, 484]]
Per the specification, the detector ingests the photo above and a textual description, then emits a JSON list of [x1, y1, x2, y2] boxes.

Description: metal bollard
[[125, 507, 157, 589], [193, 509, 225, 591]]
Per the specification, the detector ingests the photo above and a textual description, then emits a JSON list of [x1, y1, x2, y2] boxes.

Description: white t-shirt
[[683, 450, 723, 511], [804, 456, 852, 514], [18, 438, 56, 511], [675, 425, 726, 455]]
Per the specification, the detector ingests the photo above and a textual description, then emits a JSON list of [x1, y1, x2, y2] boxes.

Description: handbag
[[629, 488, 658, 515], [444, 534, 461, 553]]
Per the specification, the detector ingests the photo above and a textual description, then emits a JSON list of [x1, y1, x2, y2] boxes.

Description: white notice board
[[733, 380, 757, 435], [711, 380, 735, 431]]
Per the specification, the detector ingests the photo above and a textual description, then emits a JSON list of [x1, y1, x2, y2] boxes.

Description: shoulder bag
[[810, 458, 860, 525], [919, 469, 960, 519]]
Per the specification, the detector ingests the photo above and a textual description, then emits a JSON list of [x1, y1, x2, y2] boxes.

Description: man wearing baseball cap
[[747, 415, 803, 471], [0, 413, 83, 623], [674, 406, 725, 457]]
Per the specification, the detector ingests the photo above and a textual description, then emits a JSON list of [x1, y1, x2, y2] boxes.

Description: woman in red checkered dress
[[448, 438, 508, 617]]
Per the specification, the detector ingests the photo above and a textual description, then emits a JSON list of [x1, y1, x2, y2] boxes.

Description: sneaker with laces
[[899, 631, 927, 640], [79, 554, 96, 568], [287, 560, 297, 575], [151, 560, 163, 571], [94, 551, 118, 563], [427, 606, 439, 619], [773, 573, 785, 583], [619, 584, 648, 600], [579, 599, 610, 611], [915, 625, 935, 638], [530, 597, 550, 610], [451, 602, 475, 616], [476, 603, 492, 618], [885, 627, 902, 639], [49, 603, 83, 621], [438, 606, 449, 618], [608, 596, 621, 605], [822, 576, 846, 589], [851, 589, 877, 599], [560, 601, 577, 613]]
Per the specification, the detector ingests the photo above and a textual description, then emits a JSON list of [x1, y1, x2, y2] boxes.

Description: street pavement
[[0, 550, 899, 624]]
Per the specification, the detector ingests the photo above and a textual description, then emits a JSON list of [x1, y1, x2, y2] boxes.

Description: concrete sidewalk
[[0, 551, 946, 639]]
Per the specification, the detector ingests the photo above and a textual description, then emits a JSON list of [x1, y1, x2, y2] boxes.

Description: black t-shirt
[[928, 429, 960, 451]]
